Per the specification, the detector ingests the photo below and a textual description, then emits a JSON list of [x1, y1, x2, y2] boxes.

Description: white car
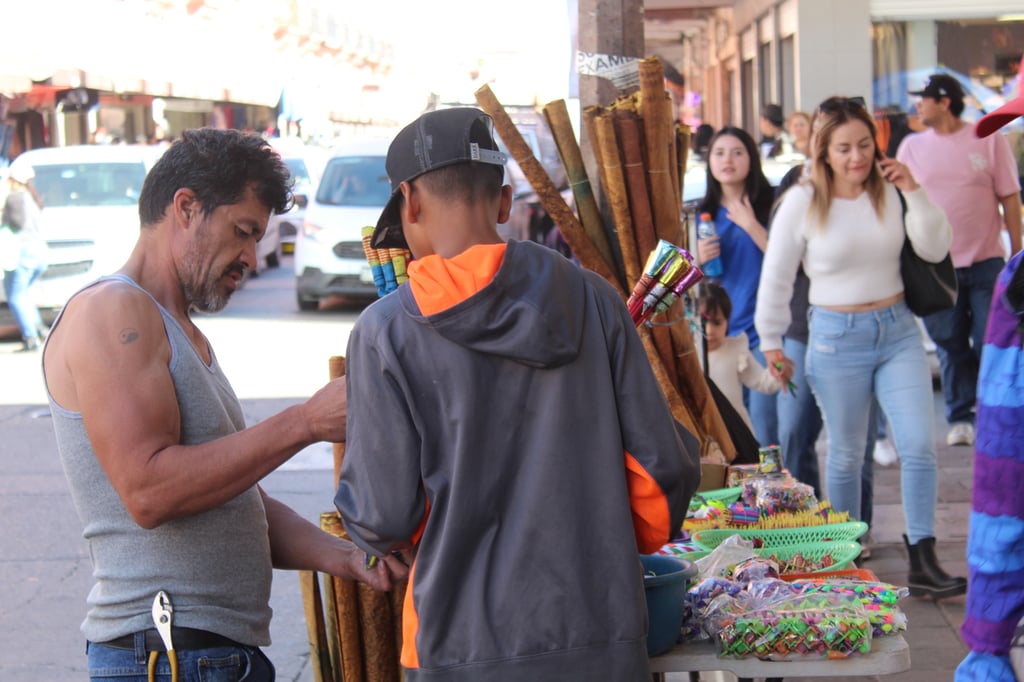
[[293, 138, 392, 310], [1, 144, 163, 314], [266, 139, 326, 263]]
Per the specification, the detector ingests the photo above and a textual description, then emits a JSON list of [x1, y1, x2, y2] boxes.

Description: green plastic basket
[[688, 486, 744, 510], [691, 521, 869, 550], [756, 541, 862, 574], [660, 541, 861, 574]]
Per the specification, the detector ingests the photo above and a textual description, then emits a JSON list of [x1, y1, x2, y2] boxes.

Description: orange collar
[[408, 244, 507, 315]]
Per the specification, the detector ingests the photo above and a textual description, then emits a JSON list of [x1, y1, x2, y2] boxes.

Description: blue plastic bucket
[[640, 554, 698, 657]]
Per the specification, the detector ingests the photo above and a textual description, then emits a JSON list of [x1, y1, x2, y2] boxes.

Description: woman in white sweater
[[754, 96, 966, 600]]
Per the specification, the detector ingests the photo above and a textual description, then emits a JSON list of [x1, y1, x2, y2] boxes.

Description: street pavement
[[0, 304, 971, 682]]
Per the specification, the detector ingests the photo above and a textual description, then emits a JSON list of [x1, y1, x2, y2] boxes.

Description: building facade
[[649, 0, 1023, 138], [0, 0, 393, 161]]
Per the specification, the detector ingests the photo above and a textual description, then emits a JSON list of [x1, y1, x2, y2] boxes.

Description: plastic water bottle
[[697, 212, 723, 278]]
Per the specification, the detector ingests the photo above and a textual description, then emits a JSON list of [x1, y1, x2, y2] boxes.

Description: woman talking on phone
[[754, 96, 966, 599]]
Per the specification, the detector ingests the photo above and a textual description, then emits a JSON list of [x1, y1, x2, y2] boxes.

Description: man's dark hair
[[414, 161, 504, 206], [138, 128, 293, 227]]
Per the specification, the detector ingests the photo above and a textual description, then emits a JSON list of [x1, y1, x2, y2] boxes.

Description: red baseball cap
[[975, 93, 1024, 138]]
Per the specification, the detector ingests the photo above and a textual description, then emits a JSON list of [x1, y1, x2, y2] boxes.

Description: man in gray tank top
[[41, 128, 409, 681]]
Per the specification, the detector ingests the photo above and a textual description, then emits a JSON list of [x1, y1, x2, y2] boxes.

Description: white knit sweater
[[755, 182, 951, 351]]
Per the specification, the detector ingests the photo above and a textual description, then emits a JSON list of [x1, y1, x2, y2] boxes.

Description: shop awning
[[1, 0, 286, 107]]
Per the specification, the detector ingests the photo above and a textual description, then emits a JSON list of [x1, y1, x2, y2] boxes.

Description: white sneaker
[[947, 422, 976, 447], [873, 438, 899, 467]]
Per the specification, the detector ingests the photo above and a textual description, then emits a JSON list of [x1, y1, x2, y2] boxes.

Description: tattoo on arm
[[119, 328, 140, 345]]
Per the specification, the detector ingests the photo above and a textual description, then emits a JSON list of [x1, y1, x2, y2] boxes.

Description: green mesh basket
[[691, 521, 869, 550], [661, 541, 861, 574], [756, 541, 862, 573], [688, 486, 744, 511]]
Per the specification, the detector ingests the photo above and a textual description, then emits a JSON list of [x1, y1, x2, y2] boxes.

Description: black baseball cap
[[371, 107, 508, 250], [908, 73, 965, 105]]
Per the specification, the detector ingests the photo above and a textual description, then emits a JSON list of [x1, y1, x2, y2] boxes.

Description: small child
[[698, 281, 784, 434]]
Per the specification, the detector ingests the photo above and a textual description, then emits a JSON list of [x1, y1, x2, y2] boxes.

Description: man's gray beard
[[181, 239, 231, 313], [183, 276, 230, 313]]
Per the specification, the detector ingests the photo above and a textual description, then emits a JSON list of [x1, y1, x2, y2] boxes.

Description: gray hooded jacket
[[336, 239, 699, 681]]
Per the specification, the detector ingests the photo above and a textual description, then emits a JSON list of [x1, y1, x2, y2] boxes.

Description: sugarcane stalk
[[639, 325, 699, 436], [611, 108, 658, 261], [356, 581, 401, 682], [321, 512, 364, 682], [663, 96, 679, 218], [592, 111, 641, 289], [299, 570, 335, 682], [676, 124, 693, 251], [542, 99, 619, 283], [581, 105, 605, 175], [391, 584, 406, 677], [329, 356, 346, 487], [638, 58, 684, 246], [476, 85, 622, 293]]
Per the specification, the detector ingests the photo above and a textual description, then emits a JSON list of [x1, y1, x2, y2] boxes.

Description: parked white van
[[1, 144, 163, 315], [293, 138, 392, 310]]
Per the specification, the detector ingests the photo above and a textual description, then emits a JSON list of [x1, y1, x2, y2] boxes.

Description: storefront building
[[657, 0, 1023, 137], [0, 0, 392, 162]]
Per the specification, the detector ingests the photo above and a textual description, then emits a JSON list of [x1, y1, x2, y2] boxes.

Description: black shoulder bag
[[896, 189, 958, 317]]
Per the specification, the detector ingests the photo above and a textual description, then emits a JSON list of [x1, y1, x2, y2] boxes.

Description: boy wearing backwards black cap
[[334, 107, 700, 681], [897, 73, 1022, 448]]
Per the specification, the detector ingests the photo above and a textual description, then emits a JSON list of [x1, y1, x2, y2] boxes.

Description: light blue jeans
[[777, 337, 875, 526], [3, 259, 45, 342], [805, 300, 937, 543]]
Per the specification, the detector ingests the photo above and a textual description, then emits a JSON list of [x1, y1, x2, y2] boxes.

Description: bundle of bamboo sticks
[[475, 57, 735, 462]]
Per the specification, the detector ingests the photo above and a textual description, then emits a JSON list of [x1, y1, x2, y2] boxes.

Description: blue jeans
[[777, 338, 823, 495], [746, 346, 779, 447], [86, 639, 274, 681], [805, 300, 937, 543], [922, 257, 1004, 425], [777, 337, 874, 526], [3, 260, 45, 341]]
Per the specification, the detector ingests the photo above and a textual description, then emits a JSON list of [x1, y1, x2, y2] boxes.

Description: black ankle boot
[[904, 535, 967, 599]]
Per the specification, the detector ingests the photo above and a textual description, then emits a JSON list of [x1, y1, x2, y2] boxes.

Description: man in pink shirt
[[897, 73, 1022, 448]]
